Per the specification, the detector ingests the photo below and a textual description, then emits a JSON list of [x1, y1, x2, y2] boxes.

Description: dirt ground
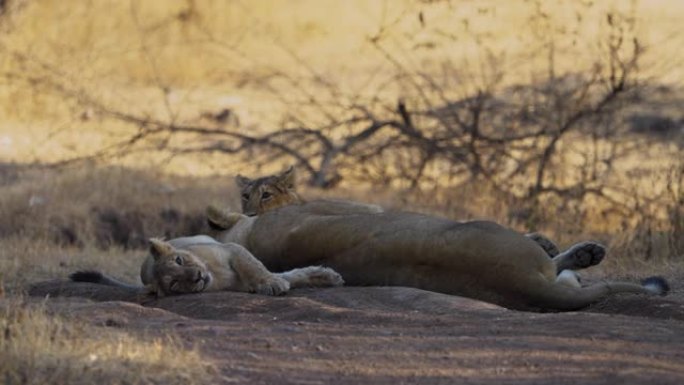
[[26, 280, 684, 385]]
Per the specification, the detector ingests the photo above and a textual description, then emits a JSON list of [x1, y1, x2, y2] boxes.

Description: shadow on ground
[[24, 280, 684, 385]]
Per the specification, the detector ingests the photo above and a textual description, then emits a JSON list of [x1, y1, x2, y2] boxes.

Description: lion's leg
[[206, 205, 248, 231], [276, 266, 345, 289], [552, 241, 605, 274], [555, 270, 582, 289], [525, 232, 560, 257], [526, 236, 606, 275], [226, 245, 290, 295]]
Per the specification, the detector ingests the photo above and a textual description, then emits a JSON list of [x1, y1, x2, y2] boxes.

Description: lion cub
[[71, 236, 344, 297]]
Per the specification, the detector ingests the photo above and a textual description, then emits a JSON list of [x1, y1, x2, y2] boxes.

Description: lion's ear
[[277, 165, 296, 190], [149, 238, 175, 261], [206, 205, 246, 230], [235, 174, 251, 188]]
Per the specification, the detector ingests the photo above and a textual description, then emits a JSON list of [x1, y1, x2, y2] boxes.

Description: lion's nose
[[194, 270, 203, 283]]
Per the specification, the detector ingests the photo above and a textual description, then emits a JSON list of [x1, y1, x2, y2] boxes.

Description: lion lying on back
[[71, 236, 343, 297], [232, 166, 562, 258], [206, 168, 670, 311]]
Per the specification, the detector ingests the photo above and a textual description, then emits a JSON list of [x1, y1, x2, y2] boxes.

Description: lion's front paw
[[305, 267, 345, 288], [254, 275, 290, 296]]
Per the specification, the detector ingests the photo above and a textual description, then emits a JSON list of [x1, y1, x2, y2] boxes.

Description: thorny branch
[[1, 3, 647, 207]]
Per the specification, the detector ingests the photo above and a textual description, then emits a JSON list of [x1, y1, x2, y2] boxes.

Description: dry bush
[[0, 165, 238, 249], [6, 1, 677, 214], [606, 163, 684, 263], [0, 298, 216, 385]]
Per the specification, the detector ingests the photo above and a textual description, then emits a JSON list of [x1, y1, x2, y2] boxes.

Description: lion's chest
[[199, 254, 242, 292]]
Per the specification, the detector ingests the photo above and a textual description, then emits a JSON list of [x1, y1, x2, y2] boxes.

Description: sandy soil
[[25, 280, 684, 385]]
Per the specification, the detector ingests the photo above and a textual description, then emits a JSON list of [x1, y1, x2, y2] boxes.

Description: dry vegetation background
[[0, 0, 683, 383]]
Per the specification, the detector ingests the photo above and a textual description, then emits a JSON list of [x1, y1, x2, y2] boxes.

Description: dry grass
[[0, 236, 141, 293], [0, 298, 216, 385], [0, 165, 234, 241]]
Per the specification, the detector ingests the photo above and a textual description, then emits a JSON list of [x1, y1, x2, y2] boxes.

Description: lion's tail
[[70, 270, 145, 293], [531, 275, 669, 311], [641, 276, 670, 295]]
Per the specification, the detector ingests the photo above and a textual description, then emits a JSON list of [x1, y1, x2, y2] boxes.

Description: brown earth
[[28, 281, 684, 385]]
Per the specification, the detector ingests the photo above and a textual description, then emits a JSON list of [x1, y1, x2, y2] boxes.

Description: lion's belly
[[250, 209, 555, 305], [205, 266, 240, 292], [181, 244, 243, 292]]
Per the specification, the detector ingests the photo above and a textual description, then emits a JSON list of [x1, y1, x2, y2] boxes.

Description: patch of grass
[[0, 236, 143, 293], [0, 165, 245, 292], [0, 298, 217, 385], [0, 165, 234, 241]]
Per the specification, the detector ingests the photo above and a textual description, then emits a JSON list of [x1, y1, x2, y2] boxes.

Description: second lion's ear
[[149, 238, 175, 261], [278, 165, 296, 189], [235, 174, 251, 188]]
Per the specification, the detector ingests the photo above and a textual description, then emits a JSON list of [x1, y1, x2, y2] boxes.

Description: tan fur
[[234, 167, 559, 260], [235, 166, 382, 217], [88, 236, 343, 297], [209, 203, 667, 311], [206, 207, 255, 245]]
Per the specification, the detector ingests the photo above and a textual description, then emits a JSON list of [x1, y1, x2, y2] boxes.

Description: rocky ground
[[25, 280, 684, 385]]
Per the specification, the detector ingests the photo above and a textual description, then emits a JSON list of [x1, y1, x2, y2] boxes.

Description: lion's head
[[147, 238, 212, 296], [235, 165, 300, 216]]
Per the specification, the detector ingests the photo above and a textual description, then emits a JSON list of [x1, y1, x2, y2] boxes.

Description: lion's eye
[[241, 193, 250, 201], [261, 191, 272, 200], [175, 256, 183, 265]]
